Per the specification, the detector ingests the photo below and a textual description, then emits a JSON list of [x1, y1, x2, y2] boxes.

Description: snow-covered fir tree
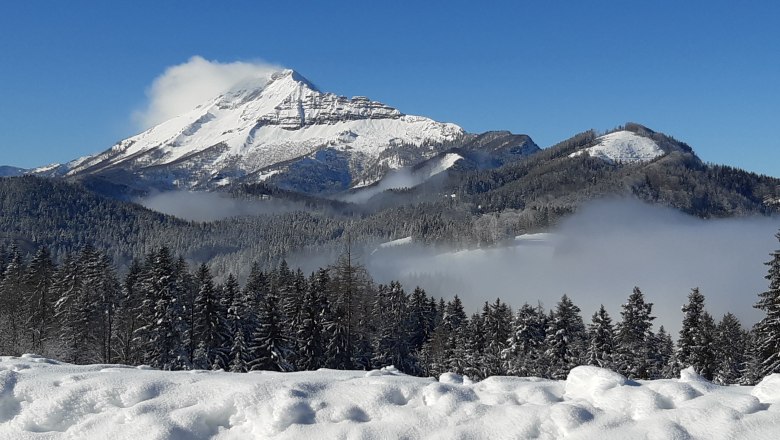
[[296, 276, 327, 370], [586, 305, 615, 369], [136, 247, 189, 370], [481, 298, 512, 377], [677, 288, 716, 380], [23, 247, 56, 354], [544, 295, 586, 379], [502, 303, 547, 377], [655, 326, 675, 379], [754, 231, 780, 376], [615, 287, 656, 379], [250, 285, 292, 372], [713, 313, 746, 384], [0, 245, 25, 355], [114, 259, 143, 365]]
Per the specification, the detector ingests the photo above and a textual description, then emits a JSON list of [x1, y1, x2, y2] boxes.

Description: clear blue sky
[[1, 1, 778, 176]]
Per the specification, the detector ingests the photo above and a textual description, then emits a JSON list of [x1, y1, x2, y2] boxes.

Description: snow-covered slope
[[54, 69, 463, 191], [570, 130, 665, 164], [2, 355, 780, 439]]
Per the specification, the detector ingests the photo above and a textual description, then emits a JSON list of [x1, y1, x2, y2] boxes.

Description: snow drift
[[1, 355, 780, 439]]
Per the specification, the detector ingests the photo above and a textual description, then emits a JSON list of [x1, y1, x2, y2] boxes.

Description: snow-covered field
[[2, 355, 780, 439]]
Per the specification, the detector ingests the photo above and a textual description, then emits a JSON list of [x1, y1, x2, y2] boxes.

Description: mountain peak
[[269, 68, 318, 91], [55, 68, 463, 190]]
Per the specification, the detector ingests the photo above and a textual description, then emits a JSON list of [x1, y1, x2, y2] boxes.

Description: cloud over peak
[[133, 56, 282, 129]]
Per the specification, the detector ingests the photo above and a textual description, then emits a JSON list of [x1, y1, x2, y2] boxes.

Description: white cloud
[[133, 56, 282, 129]]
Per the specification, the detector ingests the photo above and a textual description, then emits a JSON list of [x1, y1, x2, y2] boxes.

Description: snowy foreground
[[2, 355, 780, 439]]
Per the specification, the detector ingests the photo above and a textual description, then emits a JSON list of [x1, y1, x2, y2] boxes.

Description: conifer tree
[[656, 326, 676, 379], [442, 295, 469, 373], [544, 295, 586, 379], [677, 288, 716, 379], [503, 303, 547, 377], [192, 264, 222, 369], [297, 278, 326, 370], [23, 247, 56, 355], [462, 312, 485, 378], [115, 259, 144, 364], [741, 327, 763, 385], [250, 286, 292, 371], [52, 253, 83, 362], [586, 305, 615, 369], [482, 298, 512, 377], [408, 287, 433, 355], [615, 287, 656, 379], [136, 247, 188, 370], [0, 245, 25, 355], [373, 281, 413, 372], [223, 273, 247, 372], [713, 313, 746, 384], [754, 231, 780, 376]]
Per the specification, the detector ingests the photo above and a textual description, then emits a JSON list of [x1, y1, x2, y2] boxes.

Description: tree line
[[1, 232, 779, 384]]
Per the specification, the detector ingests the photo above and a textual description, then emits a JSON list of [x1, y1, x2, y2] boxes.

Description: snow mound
[[565, 365, 629, 400], [2, 356, 780, 439], [753, 373, 780, 404], [570, 130, 665, 164]]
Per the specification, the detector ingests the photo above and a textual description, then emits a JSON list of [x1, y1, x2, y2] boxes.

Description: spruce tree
[[442, 295, 468, 374], [544, 295, 586, 379], [192, 264, 222, 369], [23, 247, 57, 355], [615, 287, 656, 379], [297, 279, 326, 370], [224, 274, 248, 372], [136, 247, 188, 370], [713, 313, 746, 384], [115, 259, 144, 364], [677, 288, 716, 380], [52, 253, 83, 362], [586, 305, 615, 369], [754, 231, 780, 376], [482, 298, 512, 377], [373, 281, 413, 372], [503, 303, 547, 377], [0, 245, 25, 355], [250, 286, 292, 372], [462, 312, 485, 378], [656, 326, 675, 379]]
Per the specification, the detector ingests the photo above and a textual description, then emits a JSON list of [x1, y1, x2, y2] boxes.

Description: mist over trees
[[2, 230, 780, 384]]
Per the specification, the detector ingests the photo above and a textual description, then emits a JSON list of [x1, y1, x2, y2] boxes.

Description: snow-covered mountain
[[46, 69, 464, 192]]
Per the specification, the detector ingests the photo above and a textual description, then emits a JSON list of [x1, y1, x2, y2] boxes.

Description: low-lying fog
[[139, 190, 779, 335], [364, 199, 779, 336], [137, 191, 297, 221]]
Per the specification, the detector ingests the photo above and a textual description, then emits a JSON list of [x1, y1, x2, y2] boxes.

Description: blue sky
[[1, 1, 778, 176]]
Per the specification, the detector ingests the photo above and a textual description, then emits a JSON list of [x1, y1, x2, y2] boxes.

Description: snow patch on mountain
[[421, 152, 462, 179], [570, 131, 665, 164]]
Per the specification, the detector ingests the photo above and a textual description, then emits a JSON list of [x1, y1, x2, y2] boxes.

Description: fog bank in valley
[[137, 191, 296, 221], [365, 199, 780, 336]]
